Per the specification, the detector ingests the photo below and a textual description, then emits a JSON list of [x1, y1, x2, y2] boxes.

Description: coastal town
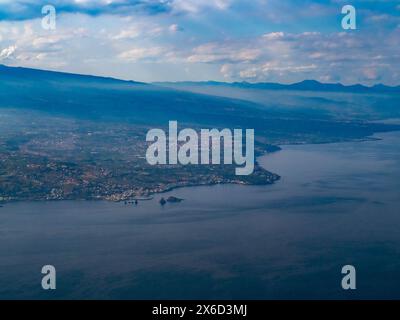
[[0, 111, 280, 203]]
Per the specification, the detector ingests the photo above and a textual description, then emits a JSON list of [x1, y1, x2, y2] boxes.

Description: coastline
[[0, 174, 281, 205], [1, 130, 399, 205]]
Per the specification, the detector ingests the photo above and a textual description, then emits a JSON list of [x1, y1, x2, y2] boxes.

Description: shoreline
[[0, 176, 281, 205], [1, 130, 398, 205]]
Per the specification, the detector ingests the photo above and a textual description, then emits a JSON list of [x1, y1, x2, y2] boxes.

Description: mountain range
[[1, 64, 399, 144], [154, 80, 400, 93]]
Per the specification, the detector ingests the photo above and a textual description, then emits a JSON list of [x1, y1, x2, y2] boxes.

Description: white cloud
[[188, 43, 261, 63], [0, 45, 17, 60], [112, 27, 141, 40], [262, 32, 285, 40], [118, 46, 165, 62], [169, 24, 182, 33], [239, 67, 258, 79], [220, 64, 233, 78], [172, 0, 232, 13]]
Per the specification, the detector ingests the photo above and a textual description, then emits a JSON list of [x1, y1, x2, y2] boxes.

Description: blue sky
[[0, 0, 399, 85]]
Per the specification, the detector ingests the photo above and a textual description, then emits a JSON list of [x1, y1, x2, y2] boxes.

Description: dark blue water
[[1, 132, 400, 299]]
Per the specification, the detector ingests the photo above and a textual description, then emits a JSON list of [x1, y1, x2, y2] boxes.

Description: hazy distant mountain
[[1, 64, 399, 144], [154, 78, 400, 123], [155, 80, 400, 93], [0, 64, 146, 86], [0, 64, 264, 127]]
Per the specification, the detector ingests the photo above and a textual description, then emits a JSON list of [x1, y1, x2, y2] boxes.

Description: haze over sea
[[1, 131, 400, 300]]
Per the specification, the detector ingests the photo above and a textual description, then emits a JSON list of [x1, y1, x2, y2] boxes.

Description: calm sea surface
[[1, 131, 400, 299]]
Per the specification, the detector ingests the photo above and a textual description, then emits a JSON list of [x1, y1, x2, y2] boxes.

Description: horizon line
[[1, 63, 399, 89]]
